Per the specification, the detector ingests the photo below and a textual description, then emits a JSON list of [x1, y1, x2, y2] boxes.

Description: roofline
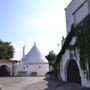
[[64, 0, 86, 10], [64, 0, 73, 10], [24, 62, 48, 65], [72, 0, 87, 15]]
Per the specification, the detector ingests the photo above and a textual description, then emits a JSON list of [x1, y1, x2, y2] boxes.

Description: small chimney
[[23, 45, 25, 58], [34, 42, 36, 45]]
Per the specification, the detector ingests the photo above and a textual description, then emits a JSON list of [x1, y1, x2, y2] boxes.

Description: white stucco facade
[[0, 44, 49, 77], [16, 63, 49, 76], [60, 48, 90, 87], [0, 63, 12, 76], [60, 0, 90, 87], [0, 60, 18, 76], [65, 0, 90, 34], [74, 2, 89, 24], [16, 44, 49, 77]]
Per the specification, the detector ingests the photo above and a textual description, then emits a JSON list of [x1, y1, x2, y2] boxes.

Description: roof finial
[[34, 42, 36, 45]]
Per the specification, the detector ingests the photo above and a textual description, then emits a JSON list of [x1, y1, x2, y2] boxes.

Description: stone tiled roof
[[22, 44, 48, 64]]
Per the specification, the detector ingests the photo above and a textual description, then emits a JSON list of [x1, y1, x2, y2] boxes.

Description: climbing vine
[[75, 14, 90, 79], [56, 13, 90, 80]]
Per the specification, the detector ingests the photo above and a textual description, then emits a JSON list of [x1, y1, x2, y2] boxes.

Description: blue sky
[[0, 0, 71, 60]]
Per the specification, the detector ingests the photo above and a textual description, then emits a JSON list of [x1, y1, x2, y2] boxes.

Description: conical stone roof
[[22, 43, 48, 64]]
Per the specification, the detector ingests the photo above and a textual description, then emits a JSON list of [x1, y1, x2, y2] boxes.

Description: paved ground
[[0, 77, 90, 90], [0, 77, 44, 90], [24, 79, 90, 90]]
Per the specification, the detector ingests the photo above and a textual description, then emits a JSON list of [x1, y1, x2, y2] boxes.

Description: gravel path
[[0, 77, 89, 90]]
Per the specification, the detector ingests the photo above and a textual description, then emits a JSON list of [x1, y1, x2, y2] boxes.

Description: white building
[[65, 0, 90, 34], [16, 43, 49, 76], [0, 60, 18, 76], [59, 0, 90, 88]]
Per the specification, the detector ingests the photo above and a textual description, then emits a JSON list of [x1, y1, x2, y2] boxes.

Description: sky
[[0, 0, 72, 60]]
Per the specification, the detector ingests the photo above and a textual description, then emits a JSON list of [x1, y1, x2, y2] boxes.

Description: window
[[38, 66, 41, 68]]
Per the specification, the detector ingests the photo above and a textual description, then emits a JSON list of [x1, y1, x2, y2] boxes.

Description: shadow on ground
[[23, 78, 90, 90], [44, 78, 90, 90]]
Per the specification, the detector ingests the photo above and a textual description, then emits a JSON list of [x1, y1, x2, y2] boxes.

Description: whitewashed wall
[[60, 50, 70, 81], [60, 38, 90, 87], [0, 63, 13, 76], [16, 63, 49, 76], [74, 2, 89, 24], [65, 0, 89, 34]]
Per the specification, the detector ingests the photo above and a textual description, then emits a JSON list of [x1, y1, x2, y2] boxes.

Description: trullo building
[[16, 43, 49, 76], [56, 0, 90, 88]]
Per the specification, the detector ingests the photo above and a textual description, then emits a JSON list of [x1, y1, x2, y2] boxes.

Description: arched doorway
[[67, 59, 81, 84], [0, 65, 10, 77]]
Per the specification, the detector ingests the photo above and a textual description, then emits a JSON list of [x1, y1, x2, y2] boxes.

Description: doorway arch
[[67, 59, 81, 84], [0, 65, 10, 77]]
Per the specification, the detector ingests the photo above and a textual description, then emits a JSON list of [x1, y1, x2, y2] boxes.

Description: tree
[[46, 50, 57, 71], [46, 50, 57, 65], [46, 51, 58, 79], [0, 40, 14, 59]]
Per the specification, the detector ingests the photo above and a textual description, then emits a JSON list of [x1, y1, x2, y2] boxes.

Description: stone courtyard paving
[[0, 77, 90, 90]]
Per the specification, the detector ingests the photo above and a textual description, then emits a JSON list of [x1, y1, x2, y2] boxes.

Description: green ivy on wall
[[75, 14, 90, 80], [56, 13, 90, 80]]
